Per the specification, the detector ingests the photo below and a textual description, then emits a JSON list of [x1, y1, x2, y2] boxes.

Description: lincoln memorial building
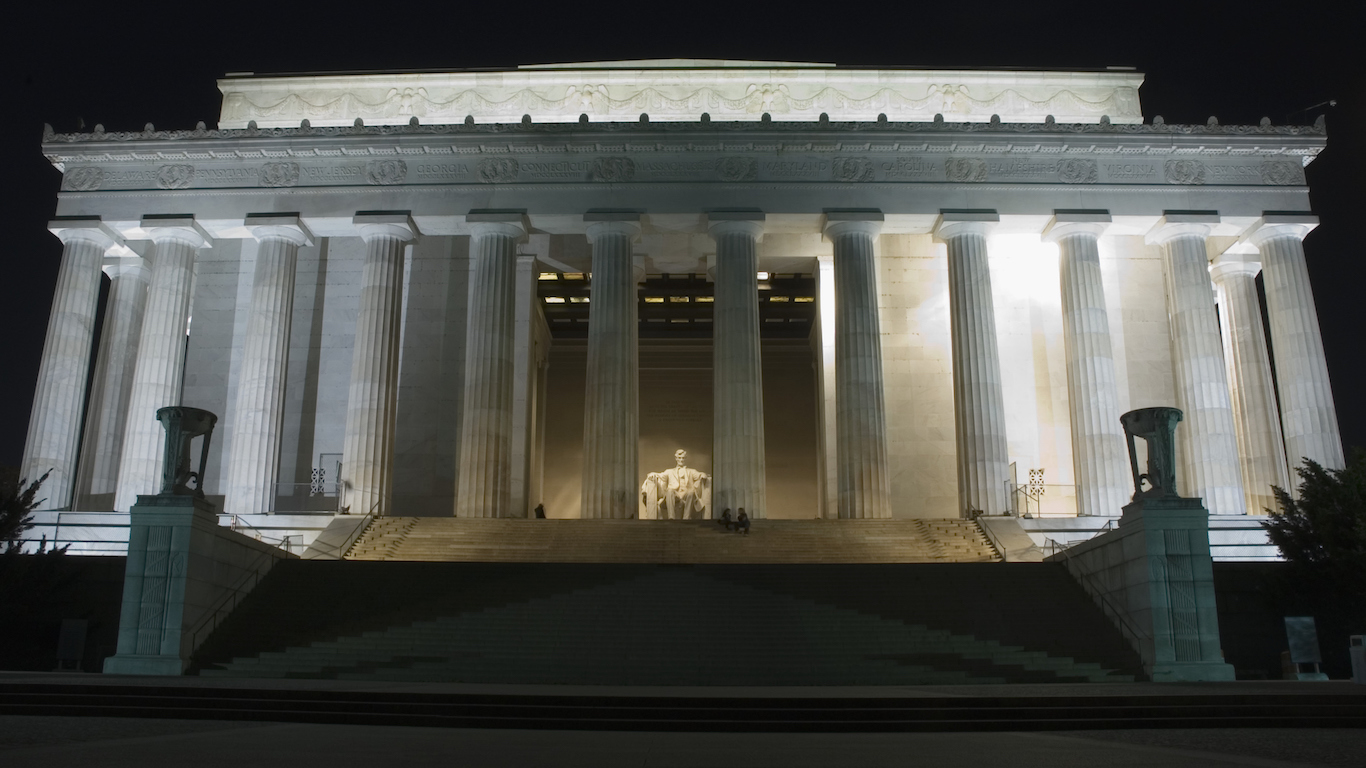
[[24, 59, 1342, 531]]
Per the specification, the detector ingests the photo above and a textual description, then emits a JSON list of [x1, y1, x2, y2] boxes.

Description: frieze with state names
[[58, 151, 1314, 191]]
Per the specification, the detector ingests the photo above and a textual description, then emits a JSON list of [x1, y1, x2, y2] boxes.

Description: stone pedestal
[[103, 494, 287, 675], [114, 218, 210, 512], [581, 214, 641, 519], [76, 258, 150, 510], [938, 211, 1010, 517], [709, 213, 767, 519], [21, 219, 118, 509], [825, 212, 891, 519], [1211, 256, 1290, 515], [1148, 216, 1245, 514], [1046, 214, 1130, 517], [456, 215, 525, 518], [224, 217, 312, 516], [341, 214, 417, 518], [1250, 216, 1344, 472]]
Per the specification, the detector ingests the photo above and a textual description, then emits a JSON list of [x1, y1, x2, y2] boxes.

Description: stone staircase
[[192, 561, 1142, 685], [346, 518, 999, 563]]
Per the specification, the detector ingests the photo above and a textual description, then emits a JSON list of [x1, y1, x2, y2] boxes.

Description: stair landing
[[346, 518, 1000, 563]]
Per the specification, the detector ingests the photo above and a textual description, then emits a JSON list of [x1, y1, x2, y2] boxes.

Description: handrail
[[1052, 532, 1151, 654], [186, 547, 279, 653]]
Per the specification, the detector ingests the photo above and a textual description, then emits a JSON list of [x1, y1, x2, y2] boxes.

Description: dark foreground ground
[[1, 673, 1364, 766], [1, 715, 1363, 767]]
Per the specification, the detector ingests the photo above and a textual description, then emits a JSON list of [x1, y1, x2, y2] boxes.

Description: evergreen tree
[[1, 469, 49, 553]]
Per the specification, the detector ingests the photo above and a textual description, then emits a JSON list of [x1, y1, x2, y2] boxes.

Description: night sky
[[1, 0, 1362, 471]]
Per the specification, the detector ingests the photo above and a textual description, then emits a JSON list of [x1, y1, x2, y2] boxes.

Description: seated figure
[[639, 449, 711, 519]]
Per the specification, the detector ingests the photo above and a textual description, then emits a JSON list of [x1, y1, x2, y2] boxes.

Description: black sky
[[1, 0, 1363, 470]]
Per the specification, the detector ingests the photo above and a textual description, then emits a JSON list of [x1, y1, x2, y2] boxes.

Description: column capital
[[1209, 253, 1262, 282], [102, 257, 150, 282], [1145, 211, 1219, 246], [468, 209, 528, 240], [823, 209, 884, 240], [245, 213, 314, 246], [141, 215, 212, 249], [1043, 210, 1111, 243], [353, 212, 419, 243], [708, 217, 765, 241], [1245, 212, 1319, 247], [49, 217, 122, 250], [584, 210, 641, 240], [934, 209, 998, 240]]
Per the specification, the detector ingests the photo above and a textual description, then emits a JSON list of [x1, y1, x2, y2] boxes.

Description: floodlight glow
[[544, 296, 566, 303]]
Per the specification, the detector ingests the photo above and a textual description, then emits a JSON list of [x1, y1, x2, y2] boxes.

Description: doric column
[[824, 211, 890, 519], [1148, 214, 1244, 515], [75, 257, 151, 510], [456, 213, 526, 518], [1249, 215, 1344, 472], [936, 211, 1010, 518], [709, 212, 767, 518], [1044, 212, 1130, 517], [113, 217, 210, 511], [1211, 255, 1290, 515], [21, 218, 118, 509], [223, 216, 312, 516], [581, 213, 640, 519], [341, 213, 417, 517]]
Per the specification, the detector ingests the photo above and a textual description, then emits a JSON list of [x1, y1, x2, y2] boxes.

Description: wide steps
[[346, 518, 1000, 563], [201, 568, 1133, 685]]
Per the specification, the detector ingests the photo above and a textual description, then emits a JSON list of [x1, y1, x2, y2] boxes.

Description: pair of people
[[716, 508, 751, 535]]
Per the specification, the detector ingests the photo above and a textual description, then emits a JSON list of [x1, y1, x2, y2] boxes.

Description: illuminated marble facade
[[23, 60, 1341, 522]]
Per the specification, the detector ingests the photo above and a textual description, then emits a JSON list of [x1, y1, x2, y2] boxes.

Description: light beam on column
[[456, 212, 526, 518], [709, 211, 767, 519], [1044, 211, 1130, 517], [224, 215, 313, 516], [113, 216, 210, 511], [22, 218, 120, 509], [1248, 213, 1344, 474], [341, 213, 418, 518], [824, 211, 891, 519], [1148, 213, 1245, 515], [937, 210, 1010, 518], [581, 212, 641, 519]]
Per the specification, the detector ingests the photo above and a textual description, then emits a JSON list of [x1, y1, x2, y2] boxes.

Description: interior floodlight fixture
[[564, 273, 585, 280], [757, 271, 770, 280], [794, 296, 815, 303], [538, 272, 559, 281], [644, 296, 665, 303], [769, 296, 790, 303], [544, 296, 566, 303], [669, 296, 689, 303], [570, 296, 589, 303], [695, 296, 715, 303]]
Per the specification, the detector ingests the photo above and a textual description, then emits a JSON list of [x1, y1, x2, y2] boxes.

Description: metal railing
[[1049, 527, 1152, 660], [218, 513, 303, 553], [186, 547, 279, 654], [273, 482, 342, 514], [1006, 481, 1079, 518]]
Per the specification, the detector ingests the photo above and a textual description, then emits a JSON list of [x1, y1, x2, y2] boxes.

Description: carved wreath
[[831, 157, 875, 183], [1163, 159, 1206, 185], [715, 156, 758, 182], [944, 157, 988, 183], [1056, 159, 1098, 184], [259, 162, 300, 188], [591, 156, 636, 182], [476, 157, 519, 183], [365, 159, 408, 185], [156, 164, 194, 190], [1259, 160, 1305, 185], [62, 166, 104, 191]]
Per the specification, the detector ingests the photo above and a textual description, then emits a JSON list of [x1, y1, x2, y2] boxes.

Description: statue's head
[[675, 449, 687, 467]]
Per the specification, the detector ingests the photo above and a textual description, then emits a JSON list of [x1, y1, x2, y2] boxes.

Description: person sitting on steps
[[718, 508, 734, 531], [735, 509, 750, 535]]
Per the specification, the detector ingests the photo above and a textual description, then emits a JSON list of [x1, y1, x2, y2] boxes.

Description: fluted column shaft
[[581, 219, 640, 519], [341, 217, 416, 517], [940, 222, 1010, 517], [1211, 258, 1290, 515], [1254, 227, 1344, 471], [21, 224, 113, 508], [76, 260, 150, 508], [456, 221, 524, 518], [1153, 225, 1244, 514], [224, 222, 310, 515], [710, 218, 767, 518], [1051, 226, 1130, 516], [114, 225, 207, 510], [825, 218, 890, 519]]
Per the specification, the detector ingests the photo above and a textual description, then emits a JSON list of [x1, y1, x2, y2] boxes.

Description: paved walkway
[[0, 715, 1363, 767]]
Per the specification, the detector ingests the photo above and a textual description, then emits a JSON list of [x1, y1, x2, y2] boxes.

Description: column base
[[103, 653, 186, 676]]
